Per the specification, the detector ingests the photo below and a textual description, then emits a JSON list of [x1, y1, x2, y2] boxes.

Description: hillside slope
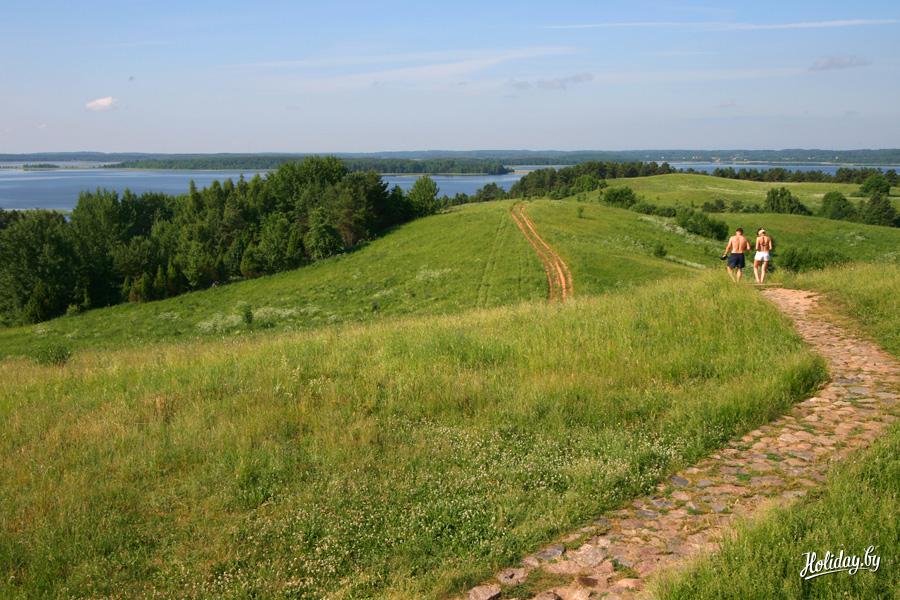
[[604, 173, 896, 211], [0, 273, 825, 599]]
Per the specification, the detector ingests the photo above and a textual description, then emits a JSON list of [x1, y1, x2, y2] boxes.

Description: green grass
[[524, 200, 714, 295], [0, 274, 826, 599], [604, 173, 898, 210], [0, 201, 546, 358], [5, 191, 899, 360], [656, 264, 900, 600], [792, 263, 900, 355]]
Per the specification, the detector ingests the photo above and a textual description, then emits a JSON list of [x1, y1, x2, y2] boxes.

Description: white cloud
[[810, 55, 871, 71], [287, 47, 575, 92], [85, 96, 118, 111], [545, 18, 898, 31], [510, 72, 594, 91], [37, 123, 48, 129]]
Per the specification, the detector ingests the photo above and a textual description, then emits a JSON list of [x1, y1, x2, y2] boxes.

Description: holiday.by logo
[[800, 546, 880, 580]]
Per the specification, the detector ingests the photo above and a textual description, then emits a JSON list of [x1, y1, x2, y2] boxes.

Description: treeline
[[507, 161, 675, 198], [0, 157, 449, 326], [705, 166, 899, 185], [110, 156, 511, 174]]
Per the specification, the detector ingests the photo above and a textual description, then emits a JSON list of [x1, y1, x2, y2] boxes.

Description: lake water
[[2, 162, 897, 211], [0, 167, 527, 211]]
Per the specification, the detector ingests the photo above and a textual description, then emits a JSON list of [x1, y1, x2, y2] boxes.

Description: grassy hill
[[604, 173, 897, 211], [3, 198, 900, 360], [0, 199, 719, 359], [0, 201, 546, 358], [3, 189, 900, 597], [0, 273, 825, 599]]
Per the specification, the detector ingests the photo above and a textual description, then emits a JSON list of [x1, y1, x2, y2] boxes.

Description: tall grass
[[0, 274, 824, 598], [656, 263, 900, 600]]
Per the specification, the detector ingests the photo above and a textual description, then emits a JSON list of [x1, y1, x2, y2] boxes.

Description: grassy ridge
[[605, 173, 897, 210], [0, 201, 545, 358], [0, 274, 825, 598], [657, 264, 900, 600]]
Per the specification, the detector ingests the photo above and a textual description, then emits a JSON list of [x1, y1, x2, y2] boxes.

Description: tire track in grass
[[475, 208, 508, 308], [509, 202, 573, 302]]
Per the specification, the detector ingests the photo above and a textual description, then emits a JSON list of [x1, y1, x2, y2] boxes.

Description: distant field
[[604, 173, 896, 210], [0, 274, 825, 599]]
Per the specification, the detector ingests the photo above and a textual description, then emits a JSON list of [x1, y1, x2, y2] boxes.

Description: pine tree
[[153, 265, 167, 299]]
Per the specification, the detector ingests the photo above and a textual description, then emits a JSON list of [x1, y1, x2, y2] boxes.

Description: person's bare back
[[726, 233, 751, 254]]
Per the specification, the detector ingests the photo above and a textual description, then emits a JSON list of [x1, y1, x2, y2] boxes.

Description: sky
[[1, 0, 899, 152]]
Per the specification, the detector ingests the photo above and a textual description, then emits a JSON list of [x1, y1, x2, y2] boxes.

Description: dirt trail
[[510, 202, 573, 302], [465, 288, 899, 600]]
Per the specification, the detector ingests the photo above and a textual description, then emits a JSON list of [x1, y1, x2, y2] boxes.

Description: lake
[[2, 162, 897, 211], [0, 166, 526, 211]]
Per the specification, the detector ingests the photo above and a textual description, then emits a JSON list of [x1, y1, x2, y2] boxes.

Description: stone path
[[465, 288, 899, 600]]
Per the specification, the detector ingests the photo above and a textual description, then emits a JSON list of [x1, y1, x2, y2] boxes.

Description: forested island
[[108, 156, 512, 174]]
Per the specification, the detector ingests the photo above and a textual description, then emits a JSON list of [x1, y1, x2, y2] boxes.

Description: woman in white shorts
[[754, 228, 772, 284]]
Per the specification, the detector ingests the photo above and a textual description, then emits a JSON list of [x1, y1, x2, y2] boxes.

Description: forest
[[109, 156, 511, 174], [0, 157, 449, 326]]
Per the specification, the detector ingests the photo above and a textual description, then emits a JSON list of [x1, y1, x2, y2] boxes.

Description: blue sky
[[1, 0, 899, 152]]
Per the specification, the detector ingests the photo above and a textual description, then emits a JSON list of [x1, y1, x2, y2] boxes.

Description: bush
[[859, 173, 891, 197], [653, 242, 668, 258], [779, 247, 849, 273], [603, 187, 638, 209], [819, 191, 857, 221], [675, 207, 729, 240], [701, 198, 726, 213], [764, 187, 811, 215], [859, 192, 898, 227], [239, 302, 253, 326], [32, 343, 72, 366]]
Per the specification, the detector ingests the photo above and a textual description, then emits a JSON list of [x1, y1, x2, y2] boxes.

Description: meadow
[[656, 263, 900, 599], [0, 273, 826, 598], [604, 173, 897, 211], [0, 201, 546, 358]]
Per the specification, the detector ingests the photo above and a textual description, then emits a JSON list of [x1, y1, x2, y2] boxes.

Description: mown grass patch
[[0, 274, 824, 598]]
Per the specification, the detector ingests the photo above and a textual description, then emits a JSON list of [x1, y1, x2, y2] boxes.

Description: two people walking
[[722, 227, 772, 284]]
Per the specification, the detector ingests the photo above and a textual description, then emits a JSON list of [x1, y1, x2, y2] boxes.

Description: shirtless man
[[753, 228, 773, 284], [722, 227, 751, 283]]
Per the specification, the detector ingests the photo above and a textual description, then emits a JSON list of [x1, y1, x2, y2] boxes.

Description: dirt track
[[510, 202, 573, 302]]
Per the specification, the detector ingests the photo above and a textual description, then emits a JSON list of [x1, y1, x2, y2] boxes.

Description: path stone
[[461, 289, 899, 600], [468, 584, 501, 600]]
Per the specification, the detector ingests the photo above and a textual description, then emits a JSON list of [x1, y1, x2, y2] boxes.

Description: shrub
[[603, 187, 638, 209], [32, 343, 72, 366], [859, 192, 898, 227], [653, 242, 668, 258], [764, 187, 811, 215], [701, 198, 726, 213], [859, 174, 891, 197], [778, 248, 849, 273], [239, 302, 253, 326], [819, 191, 857, 221], [675, 208, 729, 240]]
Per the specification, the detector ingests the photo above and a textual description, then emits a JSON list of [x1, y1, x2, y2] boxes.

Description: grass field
[[604, 173, 897, 211], [0, 201, 546, 358], [0, 274, 826, 599], [4, 196, 900, 360], [656, 264, 900, 600]]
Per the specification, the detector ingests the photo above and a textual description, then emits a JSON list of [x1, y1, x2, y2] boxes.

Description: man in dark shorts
[[722, 227, 751, 283]]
